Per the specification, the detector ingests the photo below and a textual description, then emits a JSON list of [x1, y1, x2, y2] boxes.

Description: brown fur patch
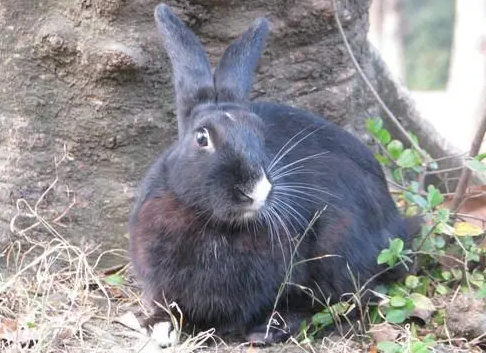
[[130, 193, 195, 276], [324, 214, 352, 251], [137, 192, 195, 233]]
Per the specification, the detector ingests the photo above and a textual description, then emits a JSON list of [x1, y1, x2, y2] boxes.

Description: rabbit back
[[250, 101, 409, 294]]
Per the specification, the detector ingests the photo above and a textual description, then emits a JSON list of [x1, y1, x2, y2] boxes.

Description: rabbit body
[[129, 4, 416, 343]]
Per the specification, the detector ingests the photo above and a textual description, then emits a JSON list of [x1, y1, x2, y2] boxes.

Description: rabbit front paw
[[147, 321, 178, 348]]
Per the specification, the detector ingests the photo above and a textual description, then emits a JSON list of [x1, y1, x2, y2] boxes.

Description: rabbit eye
[[195, 128, 209, 147]]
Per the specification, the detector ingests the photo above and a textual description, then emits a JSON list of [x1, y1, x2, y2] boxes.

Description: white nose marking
[[248, 173, 272, 210]]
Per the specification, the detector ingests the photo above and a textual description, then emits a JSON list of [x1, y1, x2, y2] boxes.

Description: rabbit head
[[154, 4, 272, 223]]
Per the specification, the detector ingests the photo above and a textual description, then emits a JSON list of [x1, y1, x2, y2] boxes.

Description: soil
[[0, 0, 378, 261]]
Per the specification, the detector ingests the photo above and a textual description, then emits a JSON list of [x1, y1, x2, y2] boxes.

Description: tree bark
[[0, 0, 445, 259]]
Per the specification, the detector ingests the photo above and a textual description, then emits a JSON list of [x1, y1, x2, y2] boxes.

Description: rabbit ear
[[213, 18, 269, 103], [154, 4, 215, 134]]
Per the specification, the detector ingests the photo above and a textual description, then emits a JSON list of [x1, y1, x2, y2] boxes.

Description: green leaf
[[427, 185, 443, 208], [412, 149, 424, 165], [390, 295, 407, 307], [105, 273, 124, 286], [312, 312, 334, 327], [390, 238, 404, 255], [386, 308, 408, 323], [441, 271, 451, 281], [435, 209, 450, 223], [409, 181, 420, 193], [476, 283, 486, 299], [374, 284, 390, 295], [410, 293, 435, 311], [435, 222, 455, 236], [405, 275, 420, 289], [366, 118, 383, 136], [376, 129, 392, 145], [392, 168, 403, 183], [375, 153, 391, 166], [369, 305, 383, 324], [396, 149, 416, 168], [387, 140, 404, 160], [404, 297, 416, 312], [408, 131, 419, 145], [466, 251, 481, 263], [413, 195, 428, 209], [428, 161, 439, 170], [377, 341, 402, 353], [435, 284, 449, 295], [422, 333, 437, 345], [435, 236, 445, 249], [465, 159, 486, 174], [469, 271, 485, 288], [475, 153, 486, 161], [411, 341, 430, 353], [404, 191, 428, 209], [378, 249, 392, 265], [451, 268, 463, 280]]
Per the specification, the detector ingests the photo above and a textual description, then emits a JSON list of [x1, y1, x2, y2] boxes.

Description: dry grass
[[0, 149, 136, 352], [0, 152, 365, 353], [2, 151, 480, 353]]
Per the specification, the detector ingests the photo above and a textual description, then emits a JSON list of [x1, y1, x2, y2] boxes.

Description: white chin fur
[[247, 173, 272, 212]]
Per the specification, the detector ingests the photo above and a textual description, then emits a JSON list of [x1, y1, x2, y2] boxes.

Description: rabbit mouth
[[238, 173, 272, 220]]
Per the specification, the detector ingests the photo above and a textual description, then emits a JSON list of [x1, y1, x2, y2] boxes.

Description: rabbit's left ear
[[213, 18, 269, 103], [154, 4, 215, 136]]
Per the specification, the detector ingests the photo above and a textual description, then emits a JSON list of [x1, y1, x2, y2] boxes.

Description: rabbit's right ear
[[154, 4, 215, 136], [213, 18, 269, 103]]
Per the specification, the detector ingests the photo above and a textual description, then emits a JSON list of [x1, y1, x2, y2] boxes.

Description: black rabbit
[[129, 3, 421, 345]]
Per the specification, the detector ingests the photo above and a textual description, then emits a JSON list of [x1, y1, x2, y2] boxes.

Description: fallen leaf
[[114, 312, 144, 333], [105, 273, 124, 286], [0, 318, 18, 335], [454, 222, 484, 237], [410, 293, 436, 323], [443, 185, 486, 230], [369, 322, 401, 343]]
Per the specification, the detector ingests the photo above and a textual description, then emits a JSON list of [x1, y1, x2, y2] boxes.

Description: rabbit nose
[[234, 186, 254, 204]]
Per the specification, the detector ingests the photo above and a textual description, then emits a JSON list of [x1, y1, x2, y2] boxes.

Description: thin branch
[[429, 152, 468, 163], [330, 0, 430, 163], [453, 213, 486, 224], [451, 111, 486, 210], [425, 165, 465, 175]]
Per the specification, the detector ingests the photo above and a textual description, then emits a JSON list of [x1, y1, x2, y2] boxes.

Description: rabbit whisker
[[266, 203, 292, 268], [266, 207, 287, 264], [267, 126, 315, 171], [261, 209, 276, 253], [273, 190, 323, 205], [271, 169, 317, 181], [275, 184, 338, 199], [271, 196, 309, 235], [268, 125, 328, 172], [268, 201, 298, 262], [270, 151, 330, 178]]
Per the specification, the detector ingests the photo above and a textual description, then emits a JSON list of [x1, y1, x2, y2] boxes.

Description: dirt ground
[[0, 236, 365, 353], [1, 237, 482, 353]]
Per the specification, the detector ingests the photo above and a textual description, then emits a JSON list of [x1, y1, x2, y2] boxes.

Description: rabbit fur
[[129, 3, 421, 344]]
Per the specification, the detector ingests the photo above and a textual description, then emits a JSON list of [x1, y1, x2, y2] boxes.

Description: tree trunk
[[0, 0, 445, 259], [368, 0, 406, 81], [447, 0, 486, 142]]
